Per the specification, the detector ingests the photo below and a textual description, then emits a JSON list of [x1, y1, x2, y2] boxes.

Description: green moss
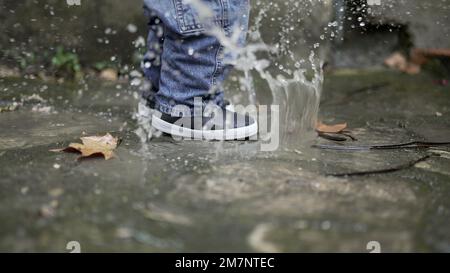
[[51, 47, 83, 79]]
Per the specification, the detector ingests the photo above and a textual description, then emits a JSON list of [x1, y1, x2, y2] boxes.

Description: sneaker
[[151, 107, 258, 141]]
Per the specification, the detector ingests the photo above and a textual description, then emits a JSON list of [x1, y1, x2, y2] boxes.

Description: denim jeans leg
[[141, 7, 164, 108], [143, 0, 250, 116]]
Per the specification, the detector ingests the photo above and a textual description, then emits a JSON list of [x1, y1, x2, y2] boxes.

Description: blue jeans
[[142, 0, 250, 116]]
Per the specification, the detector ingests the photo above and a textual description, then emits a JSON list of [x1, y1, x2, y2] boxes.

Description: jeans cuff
[[155, 101, 187, 116]]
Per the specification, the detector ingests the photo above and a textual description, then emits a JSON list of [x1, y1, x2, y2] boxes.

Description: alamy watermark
[[366, 241, 381, 253], [66, 241, 81, 253], [66, 0, 81, 6], [367, 0, 381, 6]]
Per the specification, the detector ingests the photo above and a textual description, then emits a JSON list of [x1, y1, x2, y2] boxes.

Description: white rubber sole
[[152, 114, 258, 141]]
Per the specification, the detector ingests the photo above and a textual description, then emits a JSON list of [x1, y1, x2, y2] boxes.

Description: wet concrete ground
[[0, 69, 449, 252]]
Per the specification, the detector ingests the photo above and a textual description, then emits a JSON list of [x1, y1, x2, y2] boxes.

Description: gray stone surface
[[0, 69, 449, 252]]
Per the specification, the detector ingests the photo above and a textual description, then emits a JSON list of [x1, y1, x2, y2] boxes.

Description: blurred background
[[1, 0, 449, 81]]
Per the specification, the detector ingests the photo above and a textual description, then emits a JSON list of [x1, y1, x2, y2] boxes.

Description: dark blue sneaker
[[152, 107, 258, 141]]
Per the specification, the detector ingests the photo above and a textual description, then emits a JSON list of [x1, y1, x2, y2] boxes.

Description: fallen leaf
[[317, 132, 348, 142], [404, 63, 421, 74], [384, 52, 408, 71], [316, 121, 347, 134], [51, 133, 119, 160], [414, 48, 450, 58], [384, 52, 421, 75]]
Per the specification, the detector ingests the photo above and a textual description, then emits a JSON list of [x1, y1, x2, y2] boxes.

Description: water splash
[[228, 0, 329, 148], [135, 0, 332, 150], [133, 97, 161, 157]]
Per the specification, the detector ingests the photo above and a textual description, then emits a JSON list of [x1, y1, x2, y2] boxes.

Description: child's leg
[[142, 7, 164, 108], [143, 0, 250, 116]]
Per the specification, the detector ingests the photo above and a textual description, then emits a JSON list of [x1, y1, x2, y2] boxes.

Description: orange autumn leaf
[[51, 133, 119, 160], [316, 121, 348, 134]]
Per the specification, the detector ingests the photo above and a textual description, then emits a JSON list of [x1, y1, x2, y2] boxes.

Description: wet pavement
[[0, 69, 449, 252]]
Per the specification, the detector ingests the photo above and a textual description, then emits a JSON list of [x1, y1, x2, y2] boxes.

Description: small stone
[[321, 221, 331, 230], [49, 188, 64, 198], [40, 205, 55, 218], [295, 220, 308, 229], [415, 162, 431, 170], [20, 187, 29, 195], [0, 65, 20, 78], [40, 200, 58, 218], [99, 69, 118, 81], [116, 227, 133, 239]]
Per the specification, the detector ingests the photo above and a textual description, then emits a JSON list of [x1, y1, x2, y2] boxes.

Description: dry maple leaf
[[316, 121, 348, 134], [51, 133, 119, 160]]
